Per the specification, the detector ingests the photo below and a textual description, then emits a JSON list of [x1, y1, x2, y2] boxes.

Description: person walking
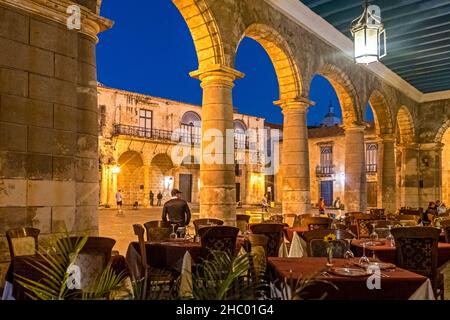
[[149, 190, 154, 207], [162, 189, 191, 238], [115, 189, 124, 216], [261, 193, 270, 213], [319, 198, 326, 216], [157, 191, 163, 206]]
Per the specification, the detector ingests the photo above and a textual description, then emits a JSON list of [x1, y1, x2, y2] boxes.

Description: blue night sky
[[97, 1, 373, 126]]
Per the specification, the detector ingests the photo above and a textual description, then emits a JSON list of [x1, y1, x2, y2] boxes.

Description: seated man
[[162, 189, 191, 237]]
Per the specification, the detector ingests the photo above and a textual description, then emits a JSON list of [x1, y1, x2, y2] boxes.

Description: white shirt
[[115, 192, 122, 202]]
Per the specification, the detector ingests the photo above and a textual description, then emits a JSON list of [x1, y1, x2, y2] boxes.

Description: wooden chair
[[193, 218, 224, 235], [132, 224, 173, 285], [143, 221, 172, 241], [6, 227, 40, 259], [283, 214, 297, 227], [370, 208, 385, 219], [63, 236, 116, 290], [236, 214, 250, 234], [250, 223, 285, 257], [198, 226, 240, 256], [441, 219, 450, 243], [296, 214, 313, 227], [267, 214, 283, 224], [302, 217, 332, 231], [390, 227, 443, 299], [309, 239, 350, 258], [353, 213, 378, 239], [246, 234, 268, 273], [399, 214, 420, 222]]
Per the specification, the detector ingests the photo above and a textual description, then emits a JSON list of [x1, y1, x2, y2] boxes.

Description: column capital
[[0, 0, 114, 43], [190, 64, 244, 84], [379, 133, 397, 143], [274, 97, 315, 112], [343, 122, 366, 132]]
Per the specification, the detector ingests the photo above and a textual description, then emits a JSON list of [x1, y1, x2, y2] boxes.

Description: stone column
[[344, 124, 367, 212], [277, 98, 312, 215], [380, 134, 397, 214], [399, 143, 420, 208], [100, 164, 109, 206], [190, 65, 244, 225], [418, 143, 443, 207]]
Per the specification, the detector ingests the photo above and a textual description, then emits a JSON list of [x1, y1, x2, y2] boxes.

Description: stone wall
[[0, 0, 110, 286]]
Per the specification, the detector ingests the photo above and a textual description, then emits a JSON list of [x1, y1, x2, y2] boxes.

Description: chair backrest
[[283, 214, 297, 227], [133, 224, 148, 269], [302, 229, 355, 243], [64, 236, 116, 289], [296, 214, 313, 227], [353, 213, 378, 238], [441, 219, 450, 243], [398, 214, 419, 222], [247, 234, 269, 253], [370, 208, 385, 219], [198, 226, 239, 256], [309, 239, 350, 258], [391, 227, 440, 279], [368, 220, 396, 233], [193, 218, 224, 235], [236, 214, 250, 234], [249, 223, 285, 257], [268, 214, 283, 224], [302, 217, 332, 231], [143, 220, 172, 241], [6, 227, 40, 259], [399, 208, 423, 215]]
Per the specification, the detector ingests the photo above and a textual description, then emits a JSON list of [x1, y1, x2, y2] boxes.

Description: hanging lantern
[[351, 1, 387, 64]]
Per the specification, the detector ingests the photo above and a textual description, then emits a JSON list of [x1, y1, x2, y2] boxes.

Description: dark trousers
[[150, 199, 154, 206], [157, 199, 162, 206]]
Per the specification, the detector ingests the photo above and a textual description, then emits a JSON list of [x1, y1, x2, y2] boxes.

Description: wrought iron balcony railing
[[113, 124, 201, 144], [316, 165, 335, 176]]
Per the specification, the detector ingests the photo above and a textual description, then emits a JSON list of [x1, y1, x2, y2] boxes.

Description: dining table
[[5, 254, 128, 300], [268, 257, 434, 300], [351, 239, 450, 268]]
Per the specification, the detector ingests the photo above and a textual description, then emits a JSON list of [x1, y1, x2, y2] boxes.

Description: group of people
[[148, 190, 164, 207], [420, 200, 448, 225]]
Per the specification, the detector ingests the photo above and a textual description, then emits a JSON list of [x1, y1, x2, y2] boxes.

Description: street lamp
[[111, 165, 121, 174], [351, 1, 386, 64]]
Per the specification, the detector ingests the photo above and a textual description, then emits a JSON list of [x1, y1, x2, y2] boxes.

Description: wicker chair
[[250, 223, 285, 257], [198, 226, 239, 256], [62, 236, 116, 290], [132, 224, 174, 285], [143, 221, 172, 241], [441, 219, 450, 243], [391, 227, 443, 299], [353, 213, 378, 239], [236, 214, 250, 234], [302, 217, 332, 231], [6, 227, 40, 259], [268, 214, 283, 223], [370, 208, 386, 220], [309, 239, 350, 258], [193, 218, 224, 235], [246, 234, 269, 272]]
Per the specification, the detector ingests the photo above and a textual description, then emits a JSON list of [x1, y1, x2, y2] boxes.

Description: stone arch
[[117, 151, 145, 205], [151, 153, 175, 175], [315, 64, 361, 126], [233, 119, 247, 131], [396, 106, 416, 144], [172, 0, 226, 70], [367, 90, 394, 136], [434, 119, 450, 144], [181, 111, 201, 126], [236, 23, 303, 101]]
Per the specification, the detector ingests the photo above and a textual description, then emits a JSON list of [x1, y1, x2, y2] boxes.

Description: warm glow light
[[351, 3, 386, 64], [111, 165, 121, 174], [164, 176, 174, 190]]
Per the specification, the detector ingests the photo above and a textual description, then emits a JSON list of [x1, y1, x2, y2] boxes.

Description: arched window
[[180, 111, 201, 144], [234, 120, 247, 149], [366, 143, 378, 173]]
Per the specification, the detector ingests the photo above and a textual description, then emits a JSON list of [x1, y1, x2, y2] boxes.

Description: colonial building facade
[[97, 85, 266, 208]]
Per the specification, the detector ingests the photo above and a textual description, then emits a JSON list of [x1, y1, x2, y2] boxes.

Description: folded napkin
[[179, 251, 193, 299], [278, 241, 289, 257], [289, 232, 304, 258]]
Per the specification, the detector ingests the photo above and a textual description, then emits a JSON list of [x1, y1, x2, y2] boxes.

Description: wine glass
[[386, 225, 395, 247], [170, 224, 178, 240], [184, 225, 193, 241], [369, 223, 379, 244], [358, 242, 370, 265], [344, 239, 354, 266]]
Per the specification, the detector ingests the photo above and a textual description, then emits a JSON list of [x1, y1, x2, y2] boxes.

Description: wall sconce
[[111, 165, 121, 174]]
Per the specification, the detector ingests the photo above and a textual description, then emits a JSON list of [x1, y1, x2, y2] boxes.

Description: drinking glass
[[369, 223, 379, 243], [344, 239, 354, 266], [386, 225, 395, 247], [170, 224, 178, 240], [185, 225, 193, 241], [358, 242, 370, 265]]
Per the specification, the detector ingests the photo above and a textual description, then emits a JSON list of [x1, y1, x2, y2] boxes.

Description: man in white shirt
[[115, 190, 124, 216]]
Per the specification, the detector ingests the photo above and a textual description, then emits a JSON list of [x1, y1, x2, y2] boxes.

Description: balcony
[[113, 124, 200, 144], [316, 165, 335, 177]]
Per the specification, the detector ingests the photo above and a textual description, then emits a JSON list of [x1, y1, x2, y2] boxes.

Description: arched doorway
[[117, 151, 145, 207]]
